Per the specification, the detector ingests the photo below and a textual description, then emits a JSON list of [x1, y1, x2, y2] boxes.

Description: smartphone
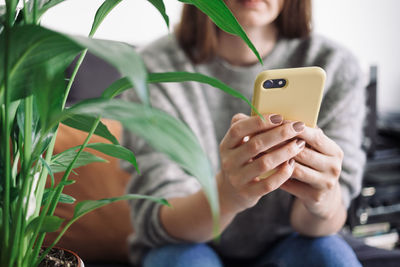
[[251, 66, 326, 178], [252, 66, 326, 127]]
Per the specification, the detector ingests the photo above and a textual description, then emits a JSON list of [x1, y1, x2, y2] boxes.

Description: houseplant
[[0, 0, 262, 266]]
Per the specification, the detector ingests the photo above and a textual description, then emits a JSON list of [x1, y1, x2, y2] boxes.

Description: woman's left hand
[[280, 126, 344, 219]]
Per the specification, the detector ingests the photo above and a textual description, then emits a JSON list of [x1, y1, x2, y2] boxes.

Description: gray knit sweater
[[122, 34, 366, 265]]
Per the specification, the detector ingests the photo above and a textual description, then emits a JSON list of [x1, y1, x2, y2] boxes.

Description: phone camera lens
[[278, 79, 286, 87], [263, 80, 274, 89]]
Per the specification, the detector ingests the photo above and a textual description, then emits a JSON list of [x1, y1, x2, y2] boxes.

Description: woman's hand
[[217, 113, 306, 215], [280, 126, 347, 235]]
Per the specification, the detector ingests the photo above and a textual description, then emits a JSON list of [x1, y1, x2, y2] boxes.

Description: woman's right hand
[[217, 113, 306, 215]]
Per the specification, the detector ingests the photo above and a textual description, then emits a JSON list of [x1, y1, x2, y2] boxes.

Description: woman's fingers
[[248, 159, 295, 196], [280, 178, 318, 202], [294, 147, 331, 172], [230, 121, 305, 165], [292, 162, 332, 190], [221, 113, 284, 150], [230, 113, 248, 125], [232, 139, 305, 186], [298, 127, 344, 158]]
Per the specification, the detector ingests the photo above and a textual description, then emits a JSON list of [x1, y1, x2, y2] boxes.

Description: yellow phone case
[[251, 67, 326, 178], [251, 66, 326, 128]]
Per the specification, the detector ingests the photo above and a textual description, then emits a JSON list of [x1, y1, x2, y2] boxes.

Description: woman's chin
[[238, 0, 266, 9]]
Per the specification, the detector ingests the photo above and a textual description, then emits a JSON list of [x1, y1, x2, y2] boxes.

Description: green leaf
[[101, 77, 132, 99], [1, 1, 18, 26], [0, 25, 82, 104], [148, 72, 263, 118], [147, 0, 169, 29], [52, 98, 219, 225], [85, 143, 139, 174], [57, 193, 76, 204], [6, 99, 20, 131], [42, 189, 76, 205], [58, 142, 139, 173], [39, 157, 55, 187], [26, 215, 64, 233], [90, 0, 123, 37], [0, 25, 148, 107], [24, 0, 67, 22], [17, 98, 57, 161], [51, 149, 107, 173], [179, 0, 262, 64], [68, 35, 148, 105], [62, 114, 119, 145], [101, 72, 262, 118], [33, 65, 66, 128], [59, 180, 76, 186], [16, 100, 37, 144], [73, 194, 169, 219], [38, 0, 66, 18]]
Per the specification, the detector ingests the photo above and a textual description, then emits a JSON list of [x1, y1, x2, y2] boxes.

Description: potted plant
[[0, 0, 262, 266]]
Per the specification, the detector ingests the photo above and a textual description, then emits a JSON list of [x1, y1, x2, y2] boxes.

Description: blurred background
[[33, 0, 399, 114]]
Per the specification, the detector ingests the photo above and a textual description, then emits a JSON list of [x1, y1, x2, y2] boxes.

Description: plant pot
[[39, 247, 84, 267]]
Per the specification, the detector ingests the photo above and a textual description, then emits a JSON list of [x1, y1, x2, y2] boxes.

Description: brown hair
[[176, 0, 312, 64]]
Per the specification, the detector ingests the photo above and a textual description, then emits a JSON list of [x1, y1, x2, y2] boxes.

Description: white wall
[[40, 0, 183, 45], [7, 0, 398, 113], [313, 0, 400, 114]]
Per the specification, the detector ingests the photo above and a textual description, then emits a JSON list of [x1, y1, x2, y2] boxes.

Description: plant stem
[[32, 0, 38, 24], [32, 116, 102, 265], [22, 0, 30, 24], [33, 47, 88, 211], [9, 97, 34, 267], [51, 116, 101, 212], [19, 95, 34, 261], [23, 96, 33, 171], [23, 177, 57, 265], [62, 50, 88, 108], [30, 16, 104, 265], [2, 2, 20, 265], [34, 215, 78, 266], [29, 49, 89, 259], [1, 21, 12, 267]]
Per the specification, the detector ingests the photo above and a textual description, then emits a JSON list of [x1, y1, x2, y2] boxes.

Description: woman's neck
[[217, 25, 278, 66]]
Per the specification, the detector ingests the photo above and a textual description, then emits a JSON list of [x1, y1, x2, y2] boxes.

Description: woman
[[122, 0, 366, 266]]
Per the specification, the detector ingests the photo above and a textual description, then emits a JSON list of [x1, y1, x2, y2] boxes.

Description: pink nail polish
[[270, 114, 283, 124], [293, 122, 305, 132], [296, 139, 305, 149], [289, 159, 295, 167]]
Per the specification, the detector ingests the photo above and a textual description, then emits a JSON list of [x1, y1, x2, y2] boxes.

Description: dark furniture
[[345, 66, 400, 266]]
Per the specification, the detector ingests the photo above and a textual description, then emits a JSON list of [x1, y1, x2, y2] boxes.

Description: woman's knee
[[292, 234, 362, 267], [143, 243, 223, 267], [260, 234, 362, 267]]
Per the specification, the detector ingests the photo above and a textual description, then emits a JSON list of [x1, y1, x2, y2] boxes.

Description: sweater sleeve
[[120, 82, 202, 266], [317, 50, 367, 208]]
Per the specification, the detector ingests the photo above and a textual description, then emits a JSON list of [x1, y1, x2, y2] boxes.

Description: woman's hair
[[175, 0, 312, 63]]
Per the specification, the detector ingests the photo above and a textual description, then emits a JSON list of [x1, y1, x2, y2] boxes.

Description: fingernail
[[269, 114, 283, 124], [296, 139, 305, 149], [288, 159, 295, 168], [292, 122, 305, 132]]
